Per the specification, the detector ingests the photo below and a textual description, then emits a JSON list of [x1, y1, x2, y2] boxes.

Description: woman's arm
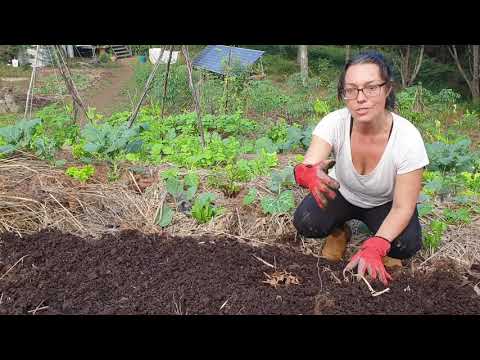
[[303, 135, 333, 165], [375, 168, 424, 241]]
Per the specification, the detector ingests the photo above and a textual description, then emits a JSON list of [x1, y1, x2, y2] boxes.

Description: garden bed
[[0, 229, 478, 315]]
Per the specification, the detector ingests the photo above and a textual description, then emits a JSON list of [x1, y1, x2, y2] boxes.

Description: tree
[[345, 45, 351, 63], [392, 45, 425, 88], [448, 45, 479, 104], [298, 45, 308, 86]]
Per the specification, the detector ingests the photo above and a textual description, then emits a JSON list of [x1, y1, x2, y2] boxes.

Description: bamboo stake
[[161, 45, 174, 118], [128, 46, 166, 128]]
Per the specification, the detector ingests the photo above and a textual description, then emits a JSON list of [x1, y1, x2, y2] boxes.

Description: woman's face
[[343, 63, 391, 124]]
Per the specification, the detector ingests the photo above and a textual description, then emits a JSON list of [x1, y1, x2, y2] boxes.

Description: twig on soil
[[129, 171, 142, 194], [48, 193, 87, 233], [474, 282, 480, 296], [172, 293, 186, 315], [0, 292, 3, 305], [0, 254, 30, 281], [324, 267, 342, 285], [356, 274, 391, 297], [216, 231, 270, 246], [252, 254, 275, 268], [27, 300, 48, 315], [316, 257, 323, 292], [219, 298, 230, 311], [235, 207, 243, 236]]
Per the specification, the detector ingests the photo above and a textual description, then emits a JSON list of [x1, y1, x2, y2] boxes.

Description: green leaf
[[261, 190, 295, 215], [268, 166, 295, 193], [125, 139, 143, 153], [417, 203, 434, 217], [191, 192, 218, 223], [155, 204, 174, 227], [166, 177, 184, 199], [255, 137, 277, 154], [0, 144, 16, 154], [81, 124, 104, 143], [243, 188, 257, 206], [54, 159, 67, 168], [184, 173, 199, 201], [84, 143, 100, 153]]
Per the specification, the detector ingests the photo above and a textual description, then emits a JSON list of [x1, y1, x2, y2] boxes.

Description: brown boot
[[321, 224, 352, 262], [382, 256, 403, 268]]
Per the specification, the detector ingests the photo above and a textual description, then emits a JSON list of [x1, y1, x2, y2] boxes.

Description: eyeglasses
[[342, 82, 387, 100]]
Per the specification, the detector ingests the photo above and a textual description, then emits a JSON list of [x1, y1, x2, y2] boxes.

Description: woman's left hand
[[344, 236, 392, 286]]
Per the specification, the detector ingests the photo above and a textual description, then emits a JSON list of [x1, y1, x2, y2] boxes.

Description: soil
[[78, 58, 135, 123], [0, 229, 478, 315]]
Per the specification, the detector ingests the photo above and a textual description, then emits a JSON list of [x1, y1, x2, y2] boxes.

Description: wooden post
[[182, 45, 205, 147], [127, 46, 166, 128], [51, 45, 90, 122], [24, 45, 39, 119], [161, 45, 174, 118]]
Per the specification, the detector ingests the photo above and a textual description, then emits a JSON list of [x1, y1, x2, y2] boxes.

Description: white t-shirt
[[312, 108, 429, 208]]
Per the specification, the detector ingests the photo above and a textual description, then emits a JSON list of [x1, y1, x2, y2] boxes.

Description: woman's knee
[[293, 197, 331, 238], [293, 206, 326, 238]]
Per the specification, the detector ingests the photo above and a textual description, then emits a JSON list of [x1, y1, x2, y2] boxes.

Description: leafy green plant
[[0, 118, 42, 154], [38, 73, 90, 96], [154, 204, 174, 228], [417, 202, 434, 217], [268, 166, 295, 193], [261, 190, 295, 215], [426, 138, 479, 173], [424, 220, 448, 250], [260, 166, 296, 215], [65, 165, 96, 182], [247, 150, 278, 176], [165, 172, 199, 203], [134, 63, 192, 114], [243, 188, 258, 206], [313, 98, 331, 118], [246, 80, 288, 116], [458, 109, 479, 129], [81, 122, 146, 162], [442, 207, 471, 224], [191, 192, 222, 223], [32, 136, 57, 162]]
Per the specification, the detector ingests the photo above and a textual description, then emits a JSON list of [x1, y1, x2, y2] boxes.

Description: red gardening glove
[[344, 236, 393, 286], [294, 160, 340, 209]]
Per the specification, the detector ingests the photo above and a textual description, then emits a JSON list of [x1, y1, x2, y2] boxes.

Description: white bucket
[[12, 59, 19, 67]]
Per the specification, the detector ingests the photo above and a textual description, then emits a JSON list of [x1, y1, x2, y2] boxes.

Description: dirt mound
[[0, 230, 478, 315]]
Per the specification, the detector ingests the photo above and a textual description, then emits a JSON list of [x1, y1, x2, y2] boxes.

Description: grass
[[0, 64, 32, 78]]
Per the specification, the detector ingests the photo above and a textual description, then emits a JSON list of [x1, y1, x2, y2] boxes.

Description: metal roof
[[192, 45, 264, 75]]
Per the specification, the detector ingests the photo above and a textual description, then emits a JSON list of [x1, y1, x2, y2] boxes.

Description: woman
[[293, 51, 429, 286]]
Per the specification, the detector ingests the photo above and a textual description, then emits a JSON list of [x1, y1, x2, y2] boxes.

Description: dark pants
[[293, 191, 423, 259]]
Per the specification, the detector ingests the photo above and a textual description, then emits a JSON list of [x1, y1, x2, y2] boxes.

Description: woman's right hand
[[294, 160, 340, 208]]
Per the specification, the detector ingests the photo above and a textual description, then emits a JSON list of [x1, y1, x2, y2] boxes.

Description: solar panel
[[192, 45, 264, 75]]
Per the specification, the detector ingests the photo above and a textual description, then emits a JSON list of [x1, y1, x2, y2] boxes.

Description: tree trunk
[[448, 45, 479, 103], [473, 45, 479, 104], [345, 45, 351, 63], [396, 45, 424, 88], [408, 45, 424, 87], [299, 45, 308, 86]]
